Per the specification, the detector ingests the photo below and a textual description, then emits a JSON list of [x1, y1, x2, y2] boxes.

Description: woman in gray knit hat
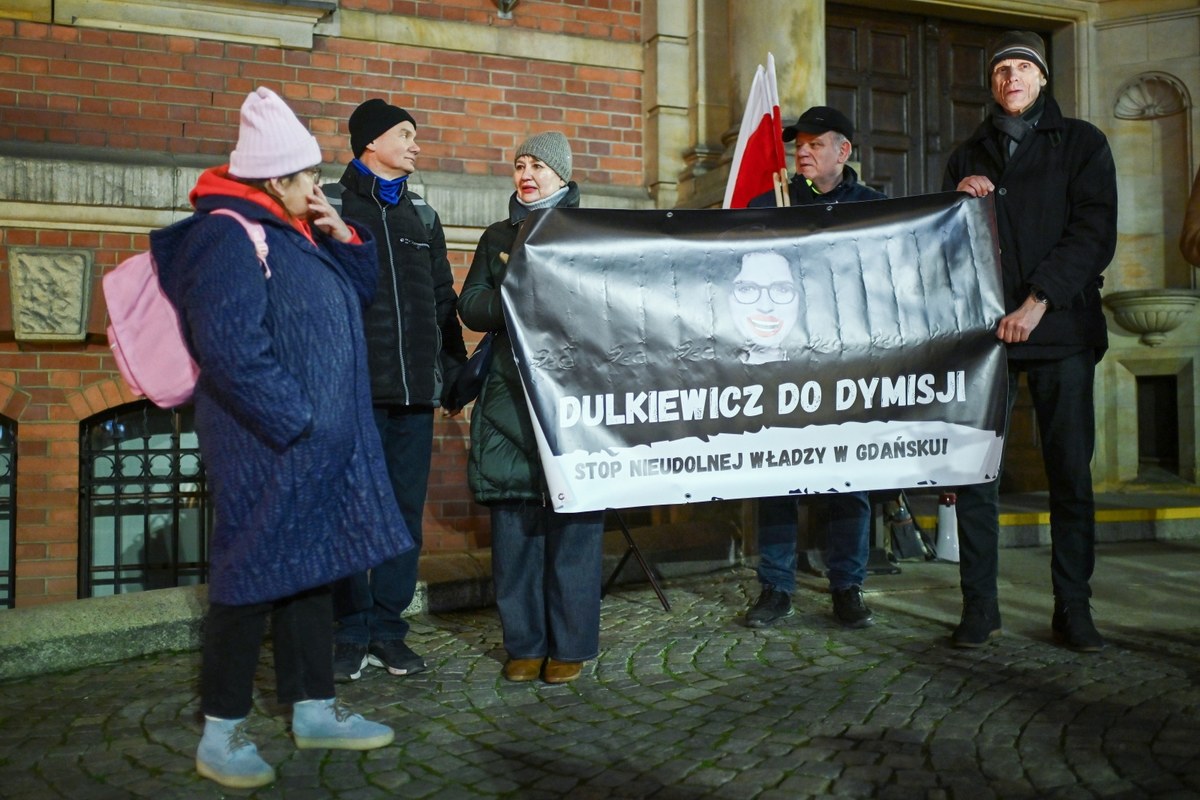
[[458, 132, 603, 685]]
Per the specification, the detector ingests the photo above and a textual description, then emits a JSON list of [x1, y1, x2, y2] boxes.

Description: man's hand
[[996, 294, 1048, 343], [956, 175, 996, 197]]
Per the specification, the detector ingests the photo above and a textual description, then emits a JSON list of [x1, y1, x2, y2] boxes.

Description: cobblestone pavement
[[1, 542, 1198, 799]]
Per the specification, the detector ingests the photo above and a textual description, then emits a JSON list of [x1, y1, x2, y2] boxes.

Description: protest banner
[[501, 192, 1007, 512]]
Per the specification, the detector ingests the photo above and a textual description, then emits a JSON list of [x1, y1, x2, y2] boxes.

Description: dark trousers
[[200, 585, 335, 719], [956, 352, 1097, 603], [756, 492, 872, 593], [333, 406, 433, 645], [490, 500, 605, 662]]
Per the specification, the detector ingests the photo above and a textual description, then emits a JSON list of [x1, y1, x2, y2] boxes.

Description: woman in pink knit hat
[[148, 87, 413, 789]]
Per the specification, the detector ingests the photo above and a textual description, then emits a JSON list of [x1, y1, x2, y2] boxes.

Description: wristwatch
[[1031, 287, 1050, 306]]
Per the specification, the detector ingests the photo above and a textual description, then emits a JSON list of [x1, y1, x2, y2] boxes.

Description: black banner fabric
[[501, 192, 1007, 512]]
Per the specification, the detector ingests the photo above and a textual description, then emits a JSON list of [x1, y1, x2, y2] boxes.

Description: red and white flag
[[722, 53, 787, 209]]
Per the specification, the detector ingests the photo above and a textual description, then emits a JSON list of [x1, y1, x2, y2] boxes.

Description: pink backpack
[[103, 208, 270, 408]]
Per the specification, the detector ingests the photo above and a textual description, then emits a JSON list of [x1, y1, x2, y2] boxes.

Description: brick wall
[[0, 1, 645, 605], [0, 5, 643, 183]]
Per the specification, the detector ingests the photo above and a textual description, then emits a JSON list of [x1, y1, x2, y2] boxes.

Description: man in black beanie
[[944, 30, 1117, 653], [329, 98, 467, 681]]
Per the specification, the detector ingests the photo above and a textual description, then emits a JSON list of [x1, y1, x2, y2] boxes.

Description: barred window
[[79, 403, 210, 598], [0, 417, 15, 609]]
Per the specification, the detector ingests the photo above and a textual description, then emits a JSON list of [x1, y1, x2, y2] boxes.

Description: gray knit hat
[[990, 30, 1049, 78], [514, 132, 572, 183]]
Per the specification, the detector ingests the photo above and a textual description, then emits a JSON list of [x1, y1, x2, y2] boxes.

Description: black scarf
[[991, 93, 1046, 159]]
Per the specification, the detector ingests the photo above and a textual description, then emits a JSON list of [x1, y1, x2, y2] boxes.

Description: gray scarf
[[991, 94, 1046, 159]]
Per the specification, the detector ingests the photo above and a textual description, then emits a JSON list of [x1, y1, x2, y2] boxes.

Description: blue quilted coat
[[150, 173, 412, 606]]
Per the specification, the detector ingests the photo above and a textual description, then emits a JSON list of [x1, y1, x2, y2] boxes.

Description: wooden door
[[826, 5, 1002, 196]]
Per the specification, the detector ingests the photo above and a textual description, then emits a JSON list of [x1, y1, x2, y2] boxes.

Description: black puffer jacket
[[943, 96, 1118, 360], [335, 166, 467, 407], [458, 183, 580, 503]]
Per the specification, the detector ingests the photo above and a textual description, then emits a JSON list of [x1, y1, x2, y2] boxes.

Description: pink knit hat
[[229, 87, 322, 179]]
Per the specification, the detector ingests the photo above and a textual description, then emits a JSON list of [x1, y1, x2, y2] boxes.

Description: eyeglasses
[[303, 167, 322, 183], [733, 281, 797, 305]]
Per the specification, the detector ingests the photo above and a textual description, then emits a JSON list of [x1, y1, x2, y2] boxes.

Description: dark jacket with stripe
[[748, 164, 887, 207], [334, 166, 467, 407]]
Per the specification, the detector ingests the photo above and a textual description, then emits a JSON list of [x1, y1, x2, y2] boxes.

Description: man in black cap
[[328, 99, 467, 681], [944, 31, 1117, 652], [741, 106, 886, 631], [754, 105, 885, 206]]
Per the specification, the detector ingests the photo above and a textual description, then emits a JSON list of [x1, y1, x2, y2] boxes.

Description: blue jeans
[[490, 501, 604, 662], [333, 407, 433, 645], [756, 492, 871, 593], [957, 353, 1097, 603]]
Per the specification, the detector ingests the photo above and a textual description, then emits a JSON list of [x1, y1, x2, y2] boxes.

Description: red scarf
[[190, 165, 318, 245]]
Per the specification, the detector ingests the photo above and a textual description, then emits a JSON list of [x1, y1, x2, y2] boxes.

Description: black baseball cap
[[782, 106, 854, 142]]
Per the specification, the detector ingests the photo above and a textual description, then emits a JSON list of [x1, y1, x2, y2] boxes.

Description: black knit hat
[[990, 30, 1049, 78], [349, 99, 416, 158]]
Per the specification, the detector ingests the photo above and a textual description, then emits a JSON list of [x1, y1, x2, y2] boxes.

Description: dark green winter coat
[[458, 183, 580, 503]]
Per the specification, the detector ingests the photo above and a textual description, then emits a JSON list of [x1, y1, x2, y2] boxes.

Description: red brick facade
[[0, 1, 645, 605]]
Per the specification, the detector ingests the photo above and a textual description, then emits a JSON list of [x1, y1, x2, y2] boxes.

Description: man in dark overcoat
[[944, 31, 1118, 651]]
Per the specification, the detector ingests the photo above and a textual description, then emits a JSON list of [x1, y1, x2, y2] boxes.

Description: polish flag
[[722, 53, 787, 209]]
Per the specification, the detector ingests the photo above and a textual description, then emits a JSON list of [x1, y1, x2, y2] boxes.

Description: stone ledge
[[0, 144, 654, 233], [0, 584, 207, 681], [0, 524, 733, 681]]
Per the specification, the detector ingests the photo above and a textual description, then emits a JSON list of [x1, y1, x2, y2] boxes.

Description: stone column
[[644, 0, 694, 210], [730, 0, 823, 117], [678, 0, 825, 208]]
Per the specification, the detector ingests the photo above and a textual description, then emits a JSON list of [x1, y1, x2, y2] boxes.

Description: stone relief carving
[[8, 247, 94, 342], [1113, 72, 1189, 120]]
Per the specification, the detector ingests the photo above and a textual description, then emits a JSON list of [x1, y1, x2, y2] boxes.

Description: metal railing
[[79, 403, 210, 598]]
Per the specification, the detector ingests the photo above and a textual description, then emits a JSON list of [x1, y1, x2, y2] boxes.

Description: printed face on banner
[[727, 251, 800, 363], [500, 194, 1008, 513]]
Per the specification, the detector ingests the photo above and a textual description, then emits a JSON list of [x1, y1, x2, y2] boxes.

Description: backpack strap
[[322, 181, 344, 215], [211, 208, 271, 278], [323, 180, 438, 241], [408, 191, 438, 240]]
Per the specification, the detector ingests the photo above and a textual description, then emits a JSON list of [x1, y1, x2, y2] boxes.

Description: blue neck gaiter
[[351, 158, 408, 205]]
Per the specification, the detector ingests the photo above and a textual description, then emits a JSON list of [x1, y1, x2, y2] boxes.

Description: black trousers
[[200, 585, 335, 719], [956, 352, 1098, 603]]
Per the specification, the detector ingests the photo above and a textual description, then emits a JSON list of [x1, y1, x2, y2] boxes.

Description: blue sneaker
[[292, 698, 394, 750], [195, 717, 275, 789]]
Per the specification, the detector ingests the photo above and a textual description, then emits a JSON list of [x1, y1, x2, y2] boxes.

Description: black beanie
[[349, 99, 416, 158]]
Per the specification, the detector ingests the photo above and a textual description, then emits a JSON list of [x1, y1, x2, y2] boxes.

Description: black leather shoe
[[831, 586, 875, 628], [952, 598, 1001, 648], [745, 587, 793, 628], [1052, 598, 1104, 652]]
